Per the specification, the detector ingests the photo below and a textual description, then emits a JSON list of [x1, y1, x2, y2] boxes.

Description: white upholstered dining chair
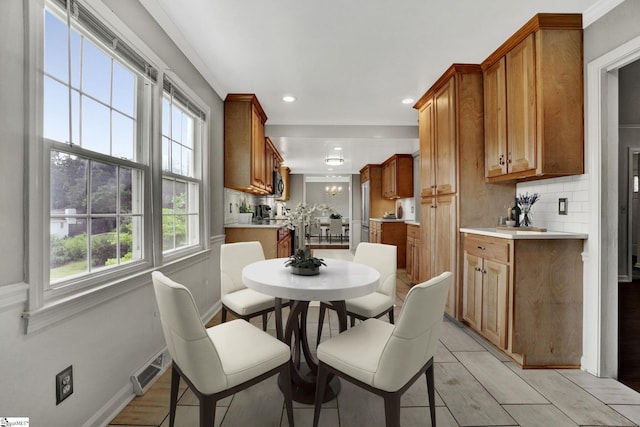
[[220, 241, 283, 330], [151, 271, 294, 427], [317, 242, 397, 345], [313, 272, 452, 427]]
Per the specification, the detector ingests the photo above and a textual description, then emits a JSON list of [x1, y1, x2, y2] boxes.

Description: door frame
[[585, 32, 640, 377]]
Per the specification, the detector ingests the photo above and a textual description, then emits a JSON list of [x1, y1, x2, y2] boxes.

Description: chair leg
[[313, 362, 330, 427], [281, 362, 295, 427], [221, 306, 227, 323], [199, 395, 216, 427], [262, 312, 268, 331], [317, 303, 326, 347], [169, 364, 180, 427], [350, 315, 355, 327], [389, 307, 395, 324], [383, 393, 402, 427], [426, 361, 436, 427]]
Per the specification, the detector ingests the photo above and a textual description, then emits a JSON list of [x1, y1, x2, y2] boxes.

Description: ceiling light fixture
[[282, 95, 296, 103], [401, 98, 415, 105], [334, 146, 343, 151], [324, 152, 344, 166]]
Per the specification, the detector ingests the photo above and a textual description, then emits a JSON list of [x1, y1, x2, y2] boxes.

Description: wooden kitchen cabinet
[[406, 223, 421, 284], [463, 235, 509, 348], [360, 164, 394, 218], [369, 220, 407, 268], [381, 154, 413, 199], [414, 64, 515, 318], [224, 94, 269, 194], [482, 14, 583, 182], [225, 226, 288, 259], [420, 194, 457, 314], [277, 227, 292, 258], [461, 232, 584, 367]]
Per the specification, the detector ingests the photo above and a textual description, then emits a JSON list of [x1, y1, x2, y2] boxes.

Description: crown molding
[[583, 0, 625, 28]]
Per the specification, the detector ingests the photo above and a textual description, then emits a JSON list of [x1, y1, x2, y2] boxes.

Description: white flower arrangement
[[283, 203, 336, 249]]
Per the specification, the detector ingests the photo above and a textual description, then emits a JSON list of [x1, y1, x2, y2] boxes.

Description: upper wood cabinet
[[381, 154, 413, 199], [359, 164, 394, 218], [416, 73, 458, 198], [224, 94, 269, 194], [481, 14, 584, 182], [264, 137, 283, 194]]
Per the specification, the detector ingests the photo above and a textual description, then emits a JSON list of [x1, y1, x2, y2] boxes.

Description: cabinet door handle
[[507, 152, 512, 164], [477, 246, 486, 250], [499, 154, 505, 166], [482, 269, 487, 274]]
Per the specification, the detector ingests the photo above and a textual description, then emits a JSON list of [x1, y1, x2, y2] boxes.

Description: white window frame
[[161, 80, 206, 259], [23, 0, 210, 333]]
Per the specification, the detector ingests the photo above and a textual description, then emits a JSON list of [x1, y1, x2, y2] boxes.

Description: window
[[43, 2, 151, 286], [161, 80, 204, 253]]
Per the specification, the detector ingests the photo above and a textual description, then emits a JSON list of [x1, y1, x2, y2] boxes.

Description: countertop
[[370, 218, 413, 223], [460, 227, 588, 240], [225, 221, 288, 229]]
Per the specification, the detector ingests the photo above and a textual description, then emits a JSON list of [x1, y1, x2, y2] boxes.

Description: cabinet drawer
[[407, 224, 420, 239], [464, 235, 509, 263]]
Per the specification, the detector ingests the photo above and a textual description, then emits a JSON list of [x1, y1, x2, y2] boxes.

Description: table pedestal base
[[278, 364, 340, 404]]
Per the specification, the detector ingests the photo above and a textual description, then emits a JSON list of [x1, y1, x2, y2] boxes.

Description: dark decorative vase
[[290, 266, 320, 276], [511, 204, 521, 227]]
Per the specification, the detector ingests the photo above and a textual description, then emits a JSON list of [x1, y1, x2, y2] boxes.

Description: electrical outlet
[[56, 365, 73, 405]]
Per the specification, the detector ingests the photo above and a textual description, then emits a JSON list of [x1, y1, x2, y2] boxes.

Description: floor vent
[[131, 349, 170, 396]]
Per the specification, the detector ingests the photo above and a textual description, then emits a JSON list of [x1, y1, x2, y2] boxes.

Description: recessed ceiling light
[[401, 98, 415, 105], [282, 95, 296, 103], [334, 147, 343, 151]]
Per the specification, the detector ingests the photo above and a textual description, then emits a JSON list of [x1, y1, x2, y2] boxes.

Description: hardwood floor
[[108, 251, 640, 427]]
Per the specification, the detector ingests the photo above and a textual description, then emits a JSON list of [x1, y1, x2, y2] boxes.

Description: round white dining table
[[242, 257, 380, 403]]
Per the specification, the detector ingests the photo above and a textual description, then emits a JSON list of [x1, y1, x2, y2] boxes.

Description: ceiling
[[140, 0, 601, 174]]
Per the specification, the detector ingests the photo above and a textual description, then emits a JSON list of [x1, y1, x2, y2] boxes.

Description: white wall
[[0, 1, 225, 425]]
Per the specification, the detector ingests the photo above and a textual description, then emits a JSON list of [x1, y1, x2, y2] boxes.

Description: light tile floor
[[109, 250, 640, 427]]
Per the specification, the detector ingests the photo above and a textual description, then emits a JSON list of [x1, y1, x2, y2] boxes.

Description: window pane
[[112, 62, 135, 116], [162, 136, 170, 172], [43, 76, 69, 143], [50, 218, 88, 281], [91, 217, 117, 269], [175, 181, 187, 214], [188, 182, 199, 215], [162, 97, 170, 137], [112, 111, 134, 160], [162, 214, 175, 251], [171, 142, 181, 175], [82, 96, 110, 154], [175, 215, 187, 247], [119, 167, 132, 214], [71, 89, 80, 145], [44, 11, 68, 83], [162, 178, 174, 210], [116, 216, 141, 265], [50, 151, 88, 214], [70, 29, 81, 89], [187, 213, 199, 246], [82, 40, 111, 104], [91, 161, 117, 214], [171, 104, 182, 143], [182, 115, 194, 148], [182, 146, 192, 177]]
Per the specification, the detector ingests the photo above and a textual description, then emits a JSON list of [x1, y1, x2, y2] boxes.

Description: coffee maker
[[256, 204, 272, 221]]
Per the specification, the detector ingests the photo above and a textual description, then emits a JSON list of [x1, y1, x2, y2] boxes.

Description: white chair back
[[354, 242, 397, 298], [329, 218, 343, 235], [220, 242, 265, 296], [373, 272, 452, 391], [151, 271, 227, 395]]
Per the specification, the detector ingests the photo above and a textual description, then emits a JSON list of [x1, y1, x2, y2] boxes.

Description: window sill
[[22, 248, 212, 334]]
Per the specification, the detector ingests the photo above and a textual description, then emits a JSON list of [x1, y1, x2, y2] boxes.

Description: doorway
[[304, 175, 352, 249], [617, 59, 640, 391]]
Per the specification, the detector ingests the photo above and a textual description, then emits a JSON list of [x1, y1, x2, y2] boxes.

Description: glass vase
[[521, 204, 532, 227]]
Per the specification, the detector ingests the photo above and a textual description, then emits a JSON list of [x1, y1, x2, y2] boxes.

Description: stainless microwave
[[273, 171, 284, 197]]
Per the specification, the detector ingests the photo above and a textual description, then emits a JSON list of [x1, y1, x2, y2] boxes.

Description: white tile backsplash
[[516, 174, 589, 233]]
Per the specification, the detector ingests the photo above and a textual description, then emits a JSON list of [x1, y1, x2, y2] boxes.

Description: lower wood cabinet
[[406, 224, 421, 284], [369, 220, 407, 268], [225, 226, 289, 259], [461, 232, 584, 368]]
